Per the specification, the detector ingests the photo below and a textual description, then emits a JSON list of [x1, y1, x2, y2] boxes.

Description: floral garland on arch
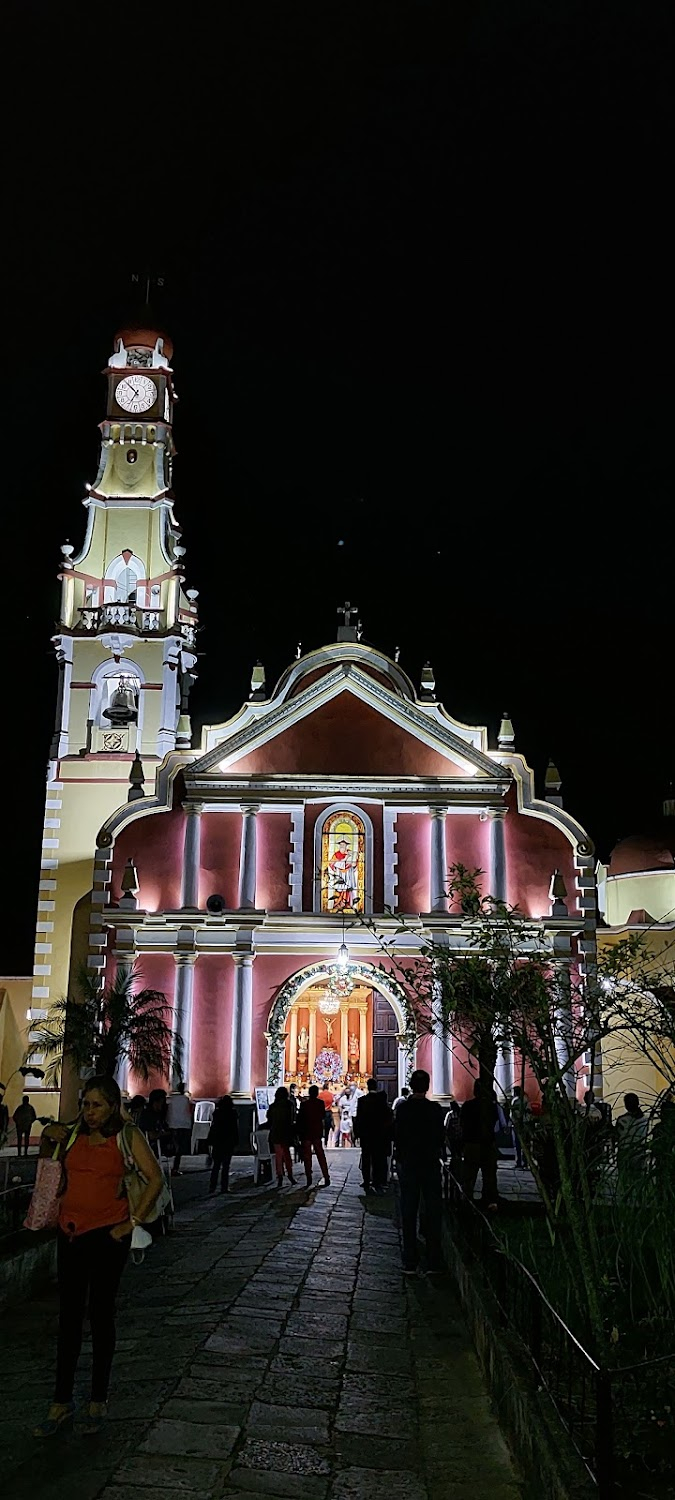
[[313, 1047, 345, 1086]]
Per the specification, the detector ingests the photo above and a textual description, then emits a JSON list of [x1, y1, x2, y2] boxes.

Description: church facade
[[26, 327, 601, 1117]]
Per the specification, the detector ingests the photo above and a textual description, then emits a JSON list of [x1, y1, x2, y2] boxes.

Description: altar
[[284, 982, 371, 1092]]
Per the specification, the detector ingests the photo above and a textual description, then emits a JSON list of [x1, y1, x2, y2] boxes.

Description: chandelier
[[318, 917, 355, 1013]]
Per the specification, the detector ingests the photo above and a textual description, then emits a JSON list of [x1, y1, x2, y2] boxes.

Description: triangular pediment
[[188, 664, 509, 783]]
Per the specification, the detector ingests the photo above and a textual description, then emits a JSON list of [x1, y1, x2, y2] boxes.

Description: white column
[[488, 807, 508, 903], [238, 805, 260, 910], [230, 952, 255, 1097], [429, 806, 448, 912], [340, 1006, 349, 1067], [494, 1042, 514, 1101], [172, 954, 196, 1087], [431, 986, 454, 1100], [289, 1008, 298, 1073], [359, 1005, 368, 1074], [554, 962, 576, 1097], [181, 804, 203, 910], [308, 1006, 317, 1074]]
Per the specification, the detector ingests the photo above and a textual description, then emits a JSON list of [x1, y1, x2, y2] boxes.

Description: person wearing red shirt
[[297, 1085, 331, 1188]]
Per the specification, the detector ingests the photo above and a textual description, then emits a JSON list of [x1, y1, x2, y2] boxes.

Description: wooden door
[[372, 992, 398, 1103]]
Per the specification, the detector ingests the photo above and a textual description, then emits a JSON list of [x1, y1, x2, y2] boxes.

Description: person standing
[[13, 1094, 36, 1156], [34, 1075, 163, 1438], [460, 1081, 499, 1210], [266, 1087, 296, 1187], [354, 1079, 391, 1194], [138, 1090, 170, 1159], [614, 1093, 648, 1189], [318, 1085, 334, 1146], [207, 1095, 239, 1194], [166, 1082, 194, 1176], [510, 1086, 532, 1169], [394, 1069, 445, 1275], [297, 1085, 331, 1188], [0, 1085, 9, 1148], [393, 1086, 410, 1114]]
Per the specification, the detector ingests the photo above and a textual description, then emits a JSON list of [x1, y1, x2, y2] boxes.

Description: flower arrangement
[[313, 1047, 344, 1085]]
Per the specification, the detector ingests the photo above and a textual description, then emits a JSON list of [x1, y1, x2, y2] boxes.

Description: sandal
[[33, 1401, 75, 1438], [77, 1400, 108, 1435]]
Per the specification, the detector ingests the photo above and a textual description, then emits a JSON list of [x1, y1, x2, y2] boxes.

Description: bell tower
[[28, 327, 199, 1102]]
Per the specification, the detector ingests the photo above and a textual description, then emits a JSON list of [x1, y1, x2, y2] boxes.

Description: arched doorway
[[265, 960, 417, 1093]]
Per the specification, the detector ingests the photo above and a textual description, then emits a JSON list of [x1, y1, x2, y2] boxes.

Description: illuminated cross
[[337, 600, 359, 643]]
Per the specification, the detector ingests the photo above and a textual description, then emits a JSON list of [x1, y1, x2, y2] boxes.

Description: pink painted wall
[[504, 788, 578, 917], [229, 694, 467, 776], [257, 813, 292, 910], [396, 813, 430, 912], [198, 813, 241, 911], [191, 955, 234, 1098], [446, 813, 490, 888], [252, 953, 321, 1087], [112, 808, 184, 913]]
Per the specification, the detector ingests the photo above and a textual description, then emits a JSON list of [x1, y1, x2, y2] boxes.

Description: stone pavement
[[0, 1151, 523, 1500]]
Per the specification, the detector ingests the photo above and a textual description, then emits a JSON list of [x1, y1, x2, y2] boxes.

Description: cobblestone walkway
[[0, 1154, 522, 1500]]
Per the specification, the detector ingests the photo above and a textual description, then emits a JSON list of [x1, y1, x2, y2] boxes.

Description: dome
[[114, 326, 173, 361], [608, 831, 675, 876]]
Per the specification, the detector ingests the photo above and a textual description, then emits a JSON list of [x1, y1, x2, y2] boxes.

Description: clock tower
[[27, 326, 199, 1111]]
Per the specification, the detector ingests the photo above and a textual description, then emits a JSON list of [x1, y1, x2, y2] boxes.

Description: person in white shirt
[[166, 1083, 194, 1176]]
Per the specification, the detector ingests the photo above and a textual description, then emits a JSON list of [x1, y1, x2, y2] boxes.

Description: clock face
[[115, 374, 156, 414]]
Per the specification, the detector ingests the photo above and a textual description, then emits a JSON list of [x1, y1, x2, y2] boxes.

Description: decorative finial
[[663, 783, 675, 819], [128, 752, 145, 801], [419, 662, 436, 702], [119, 857, 139, 908], [498, 713, 515, 751], [549, 869, 569, 917], [337, 601, 359, 642], [295, 642, 302, 660], [249, 661, 266, 701], [545, 758, 563, 807], [394, 646, 401, 663], [356, 619, 363, 642]]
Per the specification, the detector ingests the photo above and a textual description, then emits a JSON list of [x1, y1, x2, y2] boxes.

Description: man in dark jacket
[[354, 1079, 391, 1194], [460, 1080, 499, 1209], [296, 1085, 331, 1188], [394, 1070, 445, 1273]]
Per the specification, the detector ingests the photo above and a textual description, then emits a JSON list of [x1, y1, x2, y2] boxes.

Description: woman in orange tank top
[[34, 1075, 163, 1438]]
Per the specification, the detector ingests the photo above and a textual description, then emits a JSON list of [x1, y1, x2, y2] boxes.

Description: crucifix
[[337, 600, 359, 641]]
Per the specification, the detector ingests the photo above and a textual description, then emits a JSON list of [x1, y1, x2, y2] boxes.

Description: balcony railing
[[78, 604, 164, 633]]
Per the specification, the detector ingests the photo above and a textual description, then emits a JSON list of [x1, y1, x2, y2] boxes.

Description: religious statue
[[297, 1024, 309, 1058], [348, 1031, 360, 1066], [323, 1015, 335, 1045]]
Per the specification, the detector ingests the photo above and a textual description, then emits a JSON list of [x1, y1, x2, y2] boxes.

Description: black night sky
[[4, 3, 673, 973]]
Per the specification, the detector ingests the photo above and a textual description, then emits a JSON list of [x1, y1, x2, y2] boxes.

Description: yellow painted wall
[[598, 927, 675, 1112], [603, 869, 675, 926]]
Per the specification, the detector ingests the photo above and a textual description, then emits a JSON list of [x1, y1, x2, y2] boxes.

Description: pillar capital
[[182, 801, 204, 816], [174, 950, 197, 967], [429, 804, 448, 820], [240, 802, 261, 817], [232, 950, 256, 968], [487, 805, 508, 821]]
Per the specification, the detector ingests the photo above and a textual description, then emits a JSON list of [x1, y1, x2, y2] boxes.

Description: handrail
[[445, 1168, 601, 1368]]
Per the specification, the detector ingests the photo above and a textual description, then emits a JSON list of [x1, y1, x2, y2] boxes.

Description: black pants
[[398, 1163, 443, 1271], [361, 1141, 388, 1191], [209, 1151, 232, 1193], [55, 1226, 130, 1403], [16, 1131, 30, 1156]]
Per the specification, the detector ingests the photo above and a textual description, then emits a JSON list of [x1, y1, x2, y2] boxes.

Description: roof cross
[[337, 601, 358, 628]]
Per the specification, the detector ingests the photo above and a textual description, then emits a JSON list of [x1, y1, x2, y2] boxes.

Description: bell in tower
[[103, 674, 138, 727]]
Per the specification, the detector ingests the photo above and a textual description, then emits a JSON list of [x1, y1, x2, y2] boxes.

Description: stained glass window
[[321, 811, 366, 913]]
